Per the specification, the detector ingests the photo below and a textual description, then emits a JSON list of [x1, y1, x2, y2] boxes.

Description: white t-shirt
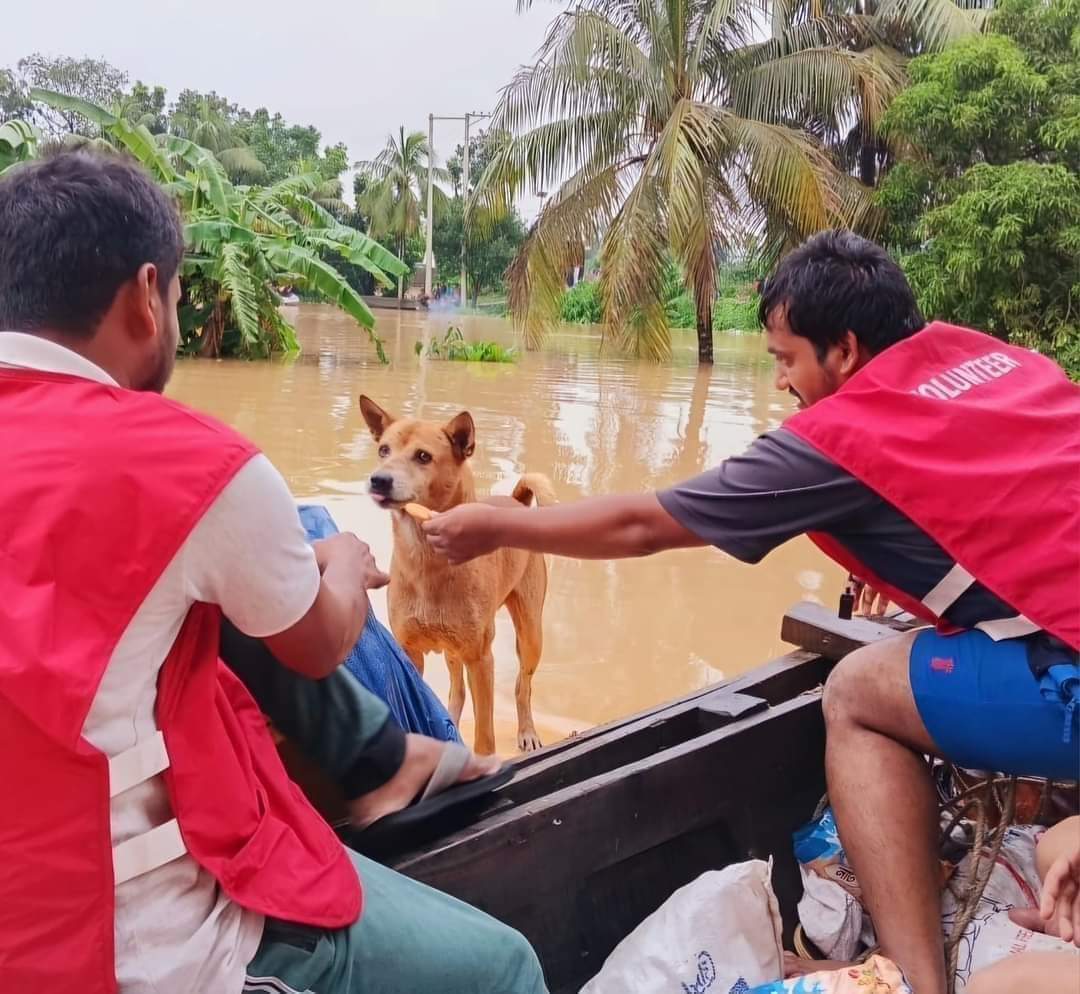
[[0, 333, 322, 994]]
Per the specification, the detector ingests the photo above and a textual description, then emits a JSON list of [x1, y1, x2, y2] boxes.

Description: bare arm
[[423, 493, 707, 564], [264, 533, 389, 680]]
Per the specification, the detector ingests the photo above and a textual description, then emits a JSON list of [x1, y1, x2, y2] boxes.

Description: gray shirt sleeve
[[656, 428, 877, 563]]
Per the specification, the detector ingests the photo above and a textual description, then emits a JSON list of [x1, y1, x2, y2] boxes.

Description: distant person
[[0, 149, 546, 994], [423, 231, 1080, 994]]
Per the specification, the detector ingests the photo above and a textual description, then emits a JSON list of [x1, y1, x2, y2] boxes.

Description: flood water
[[168, 305, 843, 754]]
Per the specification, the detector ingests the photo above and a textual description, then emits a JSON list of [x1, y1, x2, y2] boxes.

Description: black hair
[[0, 147, 185, 338], [758, 230, 925, 359]]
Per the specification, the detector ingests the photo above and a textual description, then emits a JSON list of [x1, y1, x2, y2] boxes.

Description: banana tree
[[30, 88, 407, 361], [0, 120, 38, 175]]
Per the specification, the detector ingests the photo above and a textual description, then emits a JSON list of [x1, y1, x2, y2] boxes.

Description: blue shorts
[[910, 629, 1080, 782]]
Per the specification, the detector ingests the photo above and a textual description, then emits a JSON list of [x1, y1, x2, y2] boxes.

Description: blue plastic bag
[[298, 504, 460, 743]]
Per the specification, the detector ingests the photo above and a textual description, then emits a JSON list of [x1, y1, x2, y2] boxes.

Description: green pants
[[244, 849, 546, 994], [222, 624, 548, 994]]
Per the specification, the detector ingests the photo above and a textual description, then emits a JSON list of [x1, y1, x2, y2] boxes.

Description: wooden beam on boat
[[781, 601, 908, 660]]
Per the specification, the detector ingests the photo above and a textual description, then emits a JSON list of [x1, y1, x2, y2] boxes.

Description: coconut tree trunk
[[695, 289, 714, 365]]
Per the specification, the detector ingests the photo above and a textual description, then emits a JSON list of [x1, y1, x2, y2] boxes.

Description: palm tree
[[355, 127, 449, 298], [170, 94, 268, 184], [485, 0, 981, 364], [754, 0, 987, 188]]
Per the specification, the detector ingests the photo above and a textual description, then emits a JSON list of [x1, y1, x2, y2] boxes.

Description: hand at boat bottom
[[421, 502, 502, 565], [852, 577, 890, 618]]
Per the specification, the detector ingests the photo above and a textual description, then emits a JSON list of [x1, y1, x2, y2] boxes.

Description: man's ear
[[359, 395, 397, 441], [122, 262, 160, 344], [444, 411, 475, 460], [838, 329, 864, 377]]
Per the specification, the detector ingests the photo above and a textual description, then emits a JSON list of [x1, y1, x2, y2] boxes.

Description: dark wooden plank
[[394, 693, 827, 994], [513, 647, 829, 772], [781, 601, 905, 660]]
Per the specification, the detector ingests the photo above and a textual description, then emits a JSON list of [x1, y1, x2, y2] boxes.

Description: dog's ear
[[358, 395, 396, 441], [444, 411, 475, 461]]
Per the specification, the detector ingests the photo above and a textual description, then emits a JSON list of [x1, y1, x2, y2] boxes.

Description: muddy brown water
[[168, 305, 843, 755]]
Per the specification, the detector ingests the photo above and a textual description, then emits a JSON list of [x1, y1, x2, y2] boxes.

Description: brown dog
[[358, 395, 555, 755]]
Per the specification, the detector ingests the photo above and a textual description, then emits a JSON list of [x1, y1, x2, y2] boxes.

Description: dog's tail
[[512, 473, 557, 507]]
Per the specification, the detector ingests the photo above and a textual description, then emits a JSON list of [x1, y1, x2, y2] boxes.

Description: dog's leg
[[505, 584, 544, 753], [402, 643, 425, 676], [445, 653, 467, 725], [466, 646, 497, 756]]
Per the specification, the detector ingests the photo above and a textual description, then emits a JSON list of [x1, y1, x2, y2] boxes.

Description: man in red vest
[[424, 231, 1080, 994], [0, 151, 546, 994]]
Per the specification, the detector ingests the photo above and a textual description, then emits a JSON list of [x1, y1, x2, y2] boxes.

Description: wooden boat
[[376, 603, 905, 994], [363, 294, 422, 311]]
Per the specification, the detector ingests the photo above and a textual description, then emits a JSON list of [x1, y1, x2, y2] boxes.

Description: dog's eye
[[415, 450, 432, 464], [378, 444, 390, 458]]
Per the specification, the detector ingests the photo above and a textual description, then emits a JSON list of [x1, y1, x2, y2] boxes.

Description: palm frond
[[506, 160, 628, 349], [599, 173, 671, 360], [731, 45, 907, 134], [219, 242, 262, 347], [874, 0, 987, 52], [217, 145, 269, 181]]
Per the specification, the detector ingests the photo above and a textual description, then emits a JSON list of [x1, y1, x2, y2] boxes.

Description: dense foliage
[[482, 0, 983, 364], [9, 90, 406, 361], [433, 197, 526, 306], [879, 0, 1080, 376]]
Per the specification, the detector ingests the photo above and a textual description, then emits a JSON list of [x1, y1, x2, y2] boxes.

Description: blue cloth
[[297, 505, 460, 743], [910, 628, 1080, 781]]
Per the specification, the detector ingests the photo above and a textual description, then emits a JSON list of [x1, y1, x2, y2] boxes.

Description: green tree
[[236, 108, 322, 182], [493, 0, 985, 363], [169, 90, 267, 183], [0, 69, 32, 123], [17, 54, 128, 137], [433, 198, 526, 305], [115, 81, 167, 134], [30, 88, 407, 361], [879, 0, 1080, 375], [355, 127, 449, 298]]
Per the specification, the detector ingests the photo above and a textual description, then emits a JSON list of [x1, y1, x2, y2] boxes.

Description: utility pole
[[460, 111, 491, 308], [461, 113, 469, 306], [425, 113, 466, 302], [425, 111, 488, 307], [425, 113, 434, 299]]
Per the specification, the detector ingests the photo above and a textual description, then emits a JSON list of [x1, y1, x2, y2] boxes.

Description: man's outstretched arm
[[423, 493, 707, 564]]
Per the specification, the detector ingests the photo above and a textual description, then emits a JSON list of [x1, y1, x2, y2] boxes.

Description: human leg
[[822, 631, 948, 994], [964, 951, 1080, 994], [244, 849, 547, 994]]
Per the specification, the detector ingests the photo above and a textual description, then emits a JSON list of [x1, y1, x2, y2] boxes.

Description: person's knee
[[822, 648, 875, 730], [494, 925, 547, 994]]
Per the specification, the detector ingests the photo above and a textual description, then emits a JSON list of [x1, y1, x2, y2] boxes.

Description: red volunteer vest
[[0, 369, 361, 994], [786, 322, 1080, 650]]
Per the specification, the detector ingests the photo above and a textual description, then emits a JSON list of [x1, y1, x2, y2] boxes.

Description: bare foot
[[784, 951, 858, 978], [348, 734, 502, 829]]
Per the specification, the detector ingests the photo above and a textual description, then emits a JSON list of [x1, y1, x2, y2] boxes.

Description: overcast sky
[[2, 0, 561, 217]]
